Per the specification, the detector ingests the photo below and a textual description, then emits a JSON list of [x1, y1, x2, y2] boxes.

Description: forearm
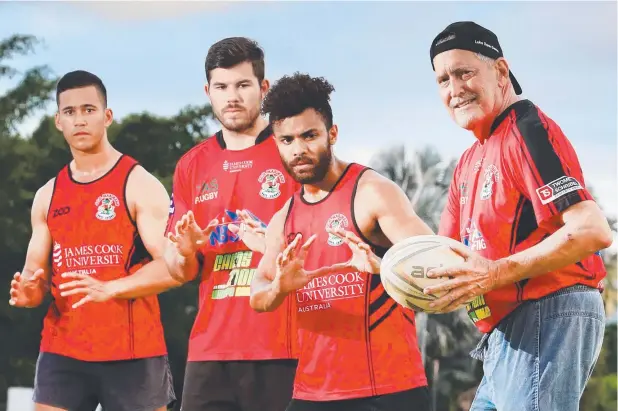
[[107, 259, 183, 299], [249, 277, 288, 313], [497, 222, 609, 285]]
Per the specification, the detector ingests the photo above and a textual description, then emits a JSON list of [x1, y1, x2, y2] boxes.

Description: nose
[[290, 138, 307, 158], [226, 86, 242, 104], [448, 77, 465, 100], [74, 111, 87, 127]]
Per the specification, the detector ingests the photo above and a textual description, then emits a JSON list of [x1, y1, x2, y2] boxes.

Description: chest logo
[[325, 213, 349, 246], [95, 193, 120, 221], [258, 169, 285, 200], [480, 165, 500, 200]]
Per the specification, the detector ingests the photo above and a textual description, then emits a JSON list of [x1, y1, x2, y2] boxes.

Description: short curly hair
[[262, 72, 335, 129]]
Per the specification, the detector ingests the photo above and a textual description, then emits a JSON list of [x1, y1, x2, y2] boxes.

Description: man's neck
[[303, 158, 349, 202], [221, 117, 269, 151], [70, 139, 121, 180], [473, 93, 521, 142]]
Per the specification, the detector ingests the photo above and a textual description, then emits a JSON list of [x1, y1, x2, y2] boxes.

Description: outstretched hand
[[58, 272, 116, 309], [273, 233, 334, 293], [168, 211, 218, 257], [228, 209, 267, 254], [9, 269, 46, 307], [325, 227, 382, 274]]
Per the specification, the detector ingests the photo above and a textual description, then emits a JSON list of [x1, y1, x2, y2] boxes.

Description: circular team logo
[[95, 193, 120, 221], [325, 213, 349, 246], [480, 164, 500, 200], [258, 169, 285, 200]]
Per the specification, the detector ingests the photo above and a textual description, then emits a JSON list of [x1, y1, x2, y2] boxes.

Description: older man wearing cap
[[422, 21, 613, 411]]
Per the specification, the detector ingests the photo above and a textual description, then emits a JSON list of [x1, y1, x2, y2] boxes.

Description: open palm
[[274, 233, 331, 293], [326, 228, 382, 274], [168, 210, 218, 257]]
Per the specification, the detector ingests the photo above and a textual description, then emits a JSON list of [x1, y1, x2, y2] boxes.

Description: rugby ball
[[380, 235, 466, 313]]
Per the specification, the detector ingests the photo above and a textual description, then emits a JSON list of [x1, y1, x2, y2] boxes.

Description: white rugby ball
[[380, 235, 466, 313]]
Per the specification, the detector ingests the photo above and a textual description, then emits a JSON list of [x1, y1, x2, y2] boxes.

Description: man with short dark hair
[[424, 21, 612, 411], [9, 70, 175, 411]]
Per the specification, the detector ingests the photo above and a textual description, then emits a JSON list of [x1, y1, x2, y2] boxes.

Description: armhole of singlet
[[45, 175, 59, 224], [350, 167, 388, 257], [123, 161, 140, 228], [283, 195, 296, 238]]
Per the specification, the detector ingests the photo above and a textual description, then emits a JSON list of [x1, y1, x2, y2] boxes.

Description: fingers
[[298, 234, 317, 257], [60, 287, 89, 298], [447, 242, 473, 260], [227, 223, 240, 235], [31, 268, 45, 282], [60, 272, 87, 281], [430, 283, 477, 312], [423, 275, 470, 295], [281, 234, 302, 265], [72, 295, 93, 309], [198, 218, 219, 244], [426, 264, 468, 279]]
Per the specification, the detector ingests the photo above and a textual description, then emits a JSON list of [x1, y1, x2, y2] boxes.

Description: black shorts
[[181, 359, 297, 411], [285, 386, 431, 411], [33, 352, 176, 411]]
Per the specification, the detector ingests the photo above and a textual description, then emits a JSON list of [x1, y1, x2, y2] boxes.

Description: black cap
[[429, 21, 522, 95]]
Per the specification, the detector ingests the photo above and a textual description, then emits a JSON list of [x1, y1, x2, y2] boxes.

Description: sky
[[0, 0, 616, 217]]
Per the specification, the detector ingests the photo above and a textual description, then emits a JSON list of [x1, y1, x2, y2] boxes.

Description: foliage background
[[0, 35, 615, 411]]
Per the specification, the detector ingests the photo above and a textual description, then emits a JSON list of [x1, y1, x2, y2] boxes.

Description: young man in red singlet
[[8, 70, 174, 411], [248, 73, 433, 411], [58, 38, 301, 411]]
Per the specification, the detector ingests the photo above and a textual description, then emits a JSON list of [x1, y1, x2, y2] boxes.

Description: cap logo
[[435, 34, 455, 46], [474, 40, 499, 54]]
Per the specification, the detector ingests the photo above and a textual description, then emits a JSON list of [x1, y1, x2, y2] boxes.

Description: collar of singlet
[[215, 124, 273, 149]]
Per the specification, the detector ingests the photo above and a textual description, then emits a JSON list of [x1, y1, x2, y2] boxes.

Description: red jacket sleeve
[[507, 107, 593, 227], [438, 160, 462, 240]]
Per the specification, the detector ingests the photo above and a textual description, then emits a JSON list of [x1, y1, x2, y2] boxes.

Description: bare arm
[[364, 171, 435, 245], [106, 166, 183, 299], [14, 180, 54, 307], [249, 200, 291, 312], [496, 200, 612, 284]]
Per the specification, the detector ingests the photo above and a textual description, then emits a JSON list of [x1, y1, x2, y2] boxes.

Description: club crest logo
[[95, 193, 120, 221], [325, 213, 349, 246], [480, 165, 500, 200], [258, 169, 285, 199]]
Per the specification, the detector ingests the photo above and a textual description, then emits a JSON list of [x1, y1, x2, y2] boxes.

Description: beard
[[215, 104, 261, 133], [282, 143, 333, 184]]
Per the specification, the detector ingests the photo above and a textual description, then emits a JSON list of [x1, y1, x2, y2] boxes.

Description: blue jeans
[[469, 285, 605, 411]]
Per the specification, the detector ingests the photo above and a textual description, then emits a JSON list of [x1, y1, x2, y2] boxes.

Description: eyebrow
[[279, 128, 319, 140], [212, 79, 253, 87], [61, 104, 98, 111]]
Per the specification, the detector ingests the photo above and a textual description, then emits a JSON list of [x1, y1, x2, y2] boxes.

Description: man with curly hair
[[248, 73, 433, 411]]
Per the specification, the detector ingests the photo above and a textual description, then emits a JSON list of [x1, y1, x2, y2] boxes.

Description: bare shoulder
[[126, 165, 169, 198], [33, 177, 56, 218], [357, 169, 403, 202], [270, 196, 294, 227]]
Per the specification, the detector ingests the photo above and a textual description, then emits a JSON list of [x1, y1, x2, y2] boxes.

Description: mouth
[[454, 98, 476, 109], [74, 132, 90, 137], [224, 107, 243, 113]]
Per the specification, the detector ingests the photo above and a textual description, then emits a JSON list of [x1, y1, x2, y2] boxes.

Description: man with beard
[[248, 73, 433, 411], [58, 38, 301, 411]]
